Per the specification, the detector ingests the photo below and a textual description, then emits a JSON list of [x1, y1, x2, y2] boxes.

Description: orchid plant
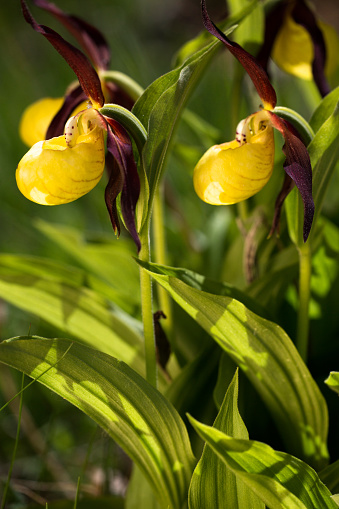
[[1, 0, 339, 508]]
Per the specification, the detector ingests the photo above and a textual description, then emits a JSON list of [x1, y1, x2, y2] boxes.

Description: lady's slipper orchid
[[194, 110, 275, 205], [19, 0, 137, 148], [17, 0, 141, 250], [258, 0, 339, 97], [195, 0, 314, 242]]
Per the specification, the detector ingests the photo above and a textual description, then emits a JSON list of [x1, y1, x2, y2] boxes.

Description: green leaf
[[310, 86, 339, 133], [133, 23, 239, 229], [324, 372, 339, 394], [0, 337, 195, 509], [0, 254, 145, 375], [34, 220, 141, 314], [189, 370, 264, 508], [247, 245, 299, 314], [188, 416, 337, 509], [126, 466, 161, 509], [138, 260, 329, 469], [320, 459, 339, 494], [309, 97, 339, 230]]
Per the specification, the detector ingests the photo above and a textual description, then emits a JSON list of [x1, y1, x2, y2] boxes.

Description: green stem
[[152, 187, 173, 338], [139, 222, 157, 388], [273, 106, 315, 145], [100, 70, 144, 101], [99, 104, 147, 156], [296, 241, 312, 363]]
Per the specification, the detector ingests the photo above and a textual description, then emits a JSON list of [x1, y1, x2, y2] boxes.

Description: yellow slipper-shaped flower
[[16, 109, 106, 205], [194, 111, 275, 205]]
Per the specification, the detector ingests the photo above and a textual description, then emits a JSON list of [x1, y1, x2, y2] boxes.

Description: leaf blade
[[139, 261, 329, 468], [0, 337, 195, 509]]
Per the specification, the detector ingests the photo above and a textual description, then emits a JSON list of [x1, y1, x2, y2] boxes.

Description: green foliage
[[0, 337, 194, 509], [138, 260, 329, 469], [1, 0, 339, 507]]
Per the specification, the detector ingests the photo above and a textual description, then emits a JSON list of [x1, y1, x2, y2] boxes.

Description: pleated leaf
[[188, 416, 337, 509], [138, 260, 329, 469], [320, 459, 339, 494], [0, 337, 195, 509], [0, 254, 145, 375], [189, 370, 264, 508]]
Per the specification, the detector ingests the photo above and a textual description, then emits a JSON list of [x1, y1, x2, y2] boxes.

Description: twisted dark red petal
[[269, 112, 314, 242], [46, 85, 87, 139], [104, 117, 141, 251], [32, 0, 110, 71], [21, 0, 104, 107], [201, 0, 277, 109]]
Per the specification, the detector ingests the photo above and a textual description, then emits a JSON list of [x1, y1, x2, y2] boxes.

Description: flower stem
[[273, 106, 315, 145], [139, 223, 157, 388], [296, 241, 312, 363], [153, 187, 173, 339]]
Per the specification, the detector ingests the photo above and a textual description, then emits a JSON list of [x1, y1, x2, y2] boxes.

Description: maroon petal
[[269, 173, 295, 239], [292, 0, 330, 97], [32, 0, 110, 71], [201, 0, 277, 109], [21, 0, 104, 107], [269, 112, 314, 242], [104, 117, 141, 251], [46, 84, 87, 139], [105, 153, 124, 237]]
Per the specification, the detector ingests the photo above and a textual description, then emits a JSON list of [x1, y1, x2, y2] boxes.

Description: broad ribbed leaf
[[0, 337, 195, 509], [139, 261, 329, 469], [34, 220, 140, 314], [189, 371, 264, 509], [309, 97, 339, 228], [310, 86, 339, 133], [320, 459, 339, 494], [133, 23, 240, 229], [188, 416, 337, 509], [0, 254, 144, 375]]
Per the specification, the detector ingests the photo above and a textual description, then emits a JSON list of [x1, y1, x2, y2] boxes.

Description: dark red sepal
[[201, 0, 277, 109], [269, 112, 314, 242], [104, 117, 141, 251], [105, 154, 124, 237], [21, 0, 104, 107], [32, 0, 110, 71], [269, 174, 295, 239], [46, 84, 87, 139]]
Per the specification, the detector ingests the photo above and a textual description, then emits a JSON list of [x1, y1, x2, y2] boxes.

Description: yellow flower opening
[[16, 109, 106, 205], [272, 10, 339, 81], [193, 110, 275, 205]]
